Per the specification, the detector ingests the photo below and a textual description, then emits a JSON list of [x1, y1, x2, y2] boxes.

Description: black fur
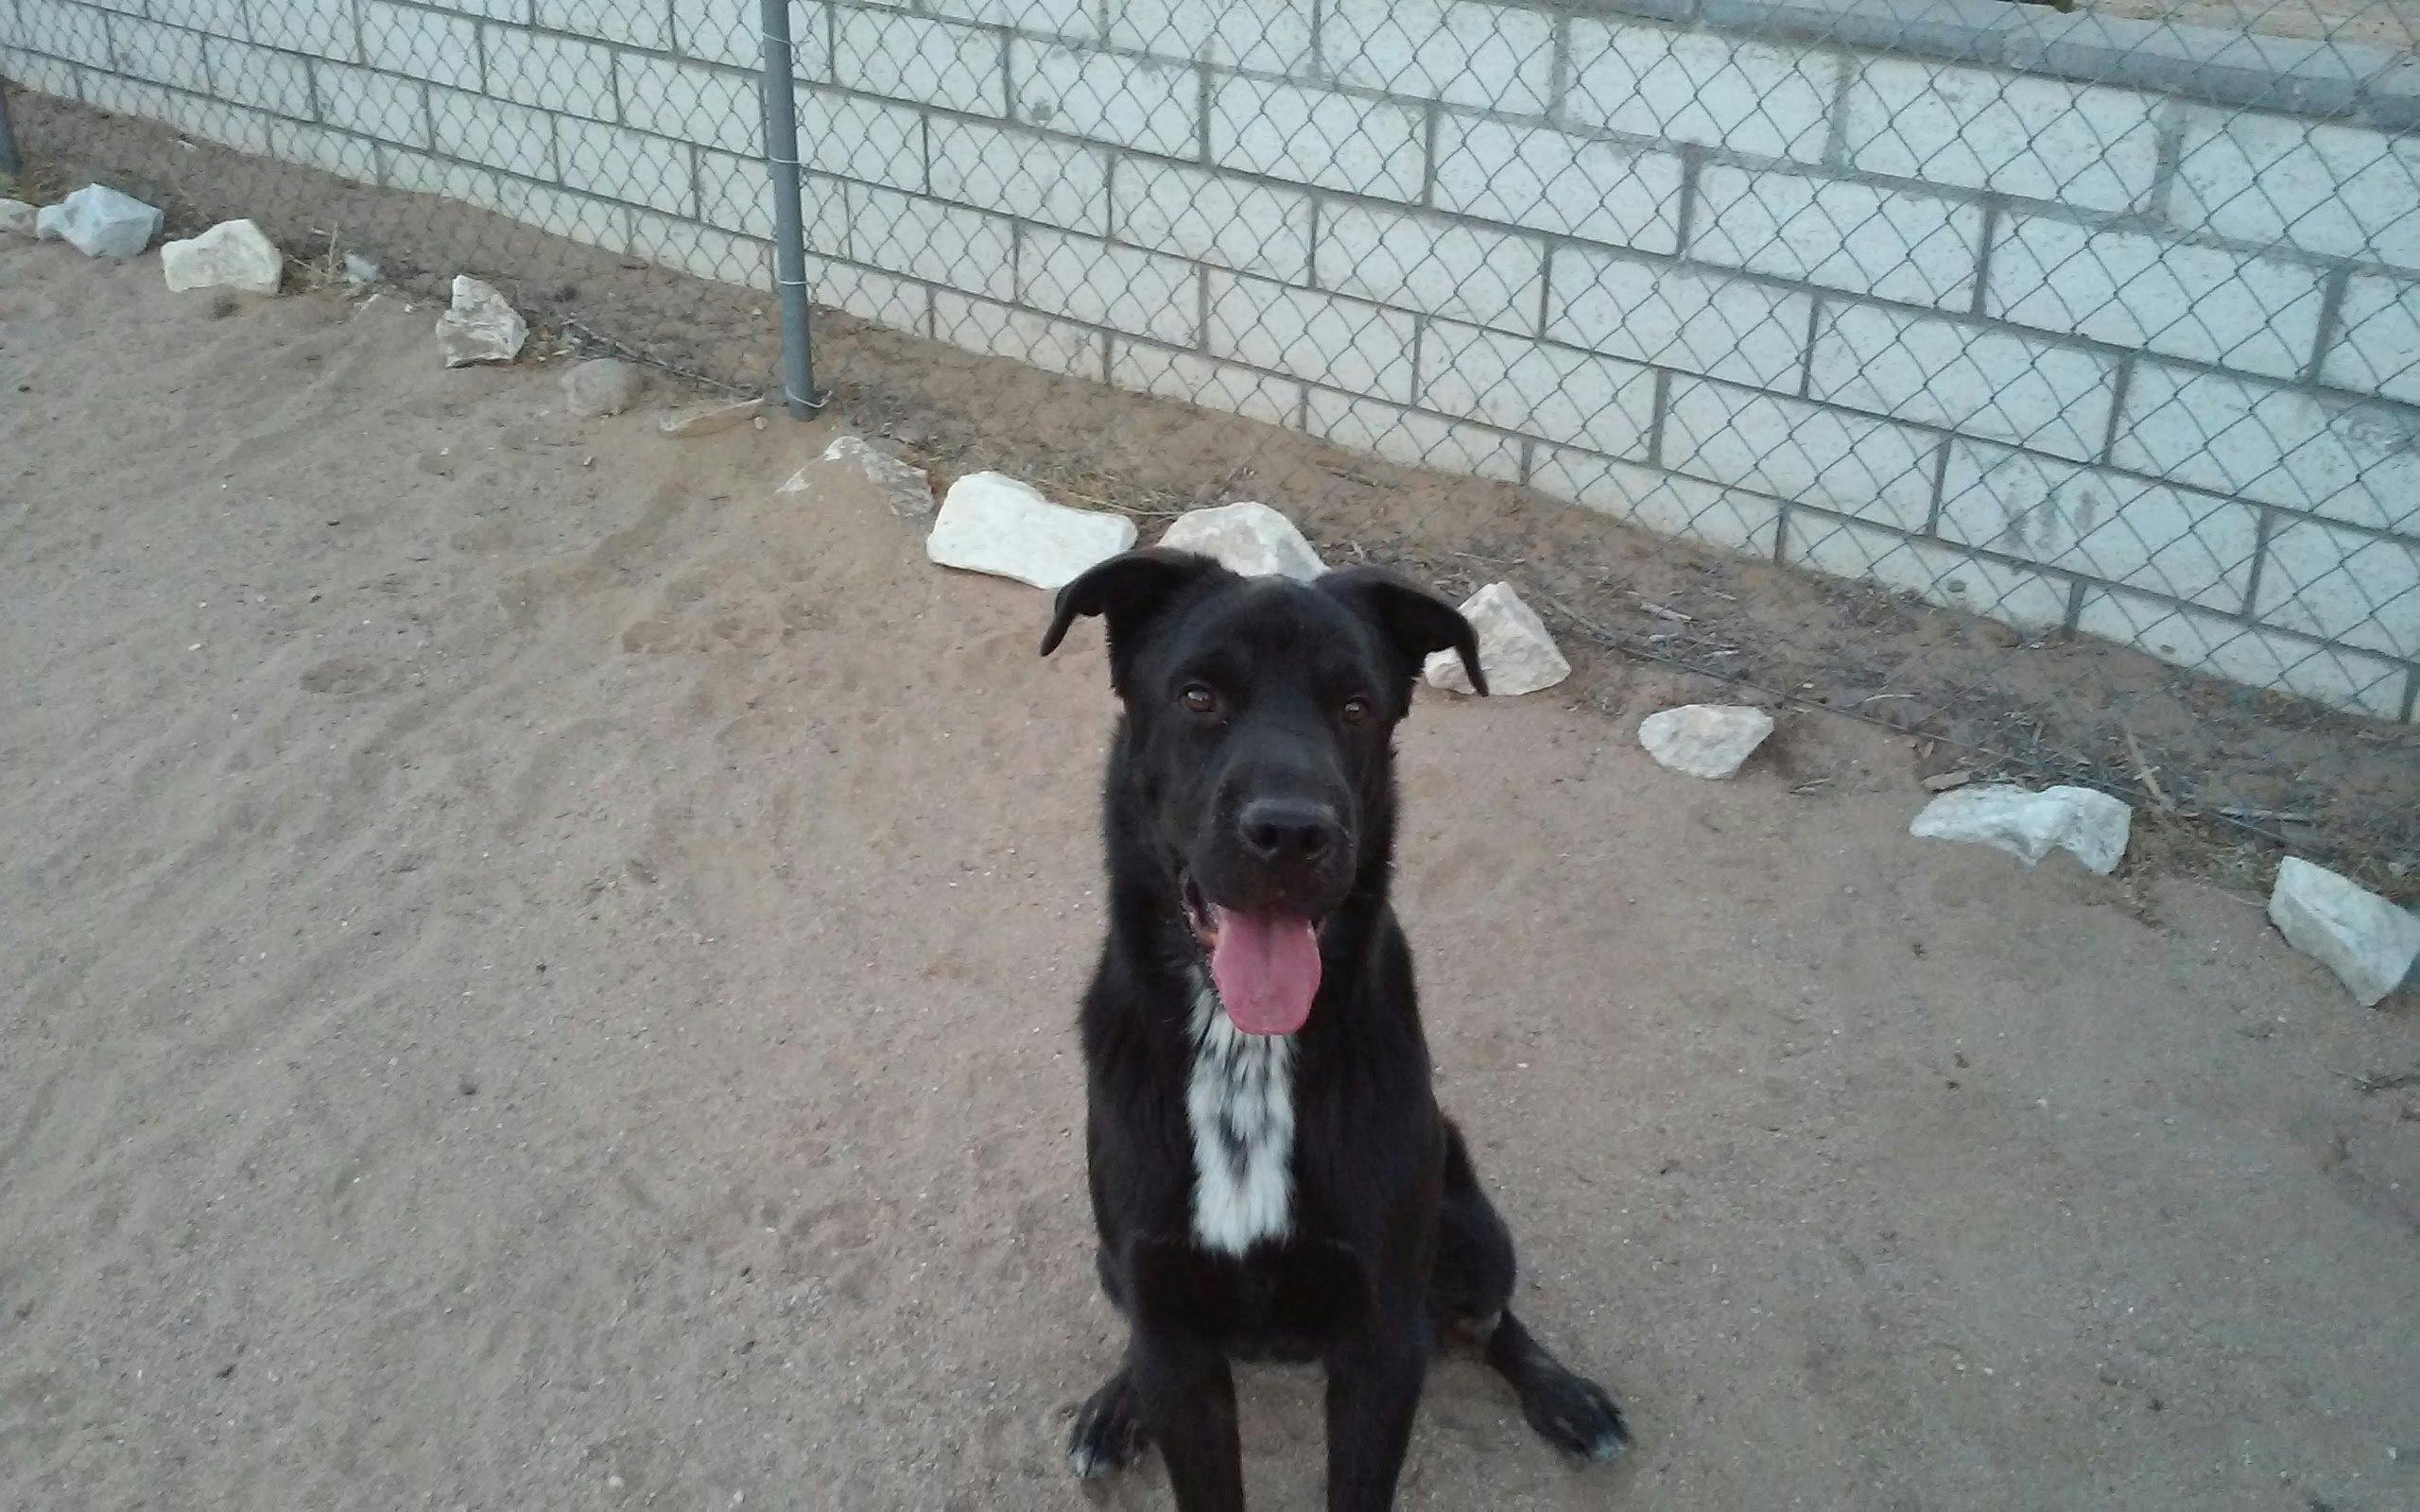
[[1042, 551, 1628, 1509]]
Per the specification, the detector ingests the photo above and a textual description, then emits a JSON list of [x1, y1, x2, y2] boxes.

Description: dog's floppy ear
[[1040, 547, 1222, 666], [1318, 566, 1488, 698]]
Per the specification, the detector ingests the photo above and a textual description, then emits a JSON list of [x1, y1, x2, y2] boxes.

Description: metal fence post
[[759, 0, 819, 417]]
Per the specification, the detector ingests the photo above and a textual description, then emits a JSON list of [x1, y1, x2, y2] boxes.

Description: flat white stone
[[0, 198, 37, 236], [925, 472, 1136, 591], [778, 434, 935, 519], [1425, 580, 1568, 696], [1909, 783, 2132, 875], [161, 219, 283, 296], [34, 184, 163, 259], [1638, 704, 1774, 780], [657, 395, 764, 437], [1158, 501, 1322, 580], [435, 275, 527, 367], [2267, 857, 2419, 1007]]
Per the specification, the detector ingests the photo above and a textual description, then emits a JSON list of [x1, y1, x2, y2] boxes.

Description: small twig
[[2122, 727, 2175, 812]]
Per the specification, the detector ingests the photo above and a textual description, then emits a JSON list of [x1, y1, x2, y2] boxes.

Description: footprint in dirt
[[299, 656, 386, 696]]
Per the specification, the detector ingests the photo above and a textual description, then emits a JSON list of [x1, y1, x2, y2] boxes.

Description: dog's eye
[[1180, 683, 1220, 716], [1340, 695, 1374, 725]]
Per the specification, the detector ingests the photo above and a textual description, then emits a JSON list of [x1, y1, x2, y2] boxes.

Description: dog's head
[[1042, 548, 1483, 1036]]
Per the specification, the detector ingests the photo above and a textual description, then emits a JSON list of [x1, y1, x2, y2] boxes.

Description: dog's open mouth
[[1182, 875, 1323, 1037]]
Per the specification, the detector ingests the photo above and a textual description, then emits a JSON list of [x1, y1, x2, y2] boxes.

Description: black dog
[[1041, 549, 1627, 1509]]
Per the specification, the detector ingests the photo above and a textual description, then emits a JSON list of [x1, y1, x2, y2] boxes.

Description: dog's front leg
[[1131, 1329, 1245, 1511], [1323, 1332, 1428, 1512]]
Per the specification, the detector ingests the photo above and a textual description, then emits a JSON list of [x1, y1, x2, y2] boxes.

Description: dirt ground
[[4, 238, 2418, 1511]]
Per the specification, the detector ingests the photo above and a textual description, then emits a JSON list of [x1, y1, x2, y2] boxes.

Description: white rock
[[2267, 857, 2419, 1007], [656, 395, 764, 437], [160, 218, 283, 296], [561, 358, 646, 417], [1909, 783, 2132, 875], [778, 434, 934, 518], [1424, 581, 1568, 696], [1638, 704, 1774, 781], [343, 252, 383, 286], [0, 198, 36, 236], [1158, 501, 1322, 580], [925, 472, 1136, 591], [435, 275, 527, 367], [34, 184, 163, 258]]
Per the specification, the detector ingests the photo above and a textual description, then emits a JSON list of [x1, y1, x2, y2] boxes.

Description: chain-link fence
[[4, 0, 2415, 887]]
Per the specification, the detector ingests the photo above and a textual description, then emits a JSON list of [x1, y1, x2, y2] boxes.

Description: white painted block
[[934, 291, 1107, 381], [1663, 378, 1940, 533], [929, 117, 1108, 235], [1316, 204, 1544, 335], [799, 88, 926, 191], [281, 121, 382, 183], [796, 170, 856, 258], [1111, 340, 1306, 427], [617, 55, 760, 156], [1789, 513, 2072, 629], [1986, 214, 2325, 383], [1, 44, 89, 98], [1306, 390, 1526, 485], [1691, 163, 1983, 311], [520, 182, 631, 247], [1533, 447, 1784, 557], [243, 0, 355, 59], [1114, 159, 1314, 284], [1547, 248, 1811, 391], [802, 252, 932, 332], [166, 95, 278, 156], [1564, 19, 1837, 165], [837, 8, 1005, 118], [378, 146, 496, 204], [2110, 362, 2420, 535], [1432, 115, 1684, 255], [536, 0, 666, 50], [1323, 0, 1554, 112], [627, 212, 771, 291], [361, 1, 479, 91], [1420, 322, 1656, 460], [1205, 272, 1418, 403], [1210, 76, 1425, 199], [675, 1, 826, 74], [1020, 228, 1200, 346], [2077, 588, 2410, 719], [698, 149, 777, 240], [202, 38, 314, 115], [1937, 440, 2259, 610], [20, 0, 115, 68], [1111, 0, 1314, 75], [2254, 517, 2420, 661], [848, 183, 1016, 299], [2172, 109, 2420, 272], [111, 17, 211, 94], [927, 0, 1095, 38], [429, 87, 557, 180], [556, 118, 695, 215], [164, 0, 245, 43], [1845, 60, 2163, 214], [2323, 273, 2420, 406], [1013, 39, 1196, 155], [483, 24, 615, 121], [319, 61, 428, 148], [1808, 302, 2117, 463]]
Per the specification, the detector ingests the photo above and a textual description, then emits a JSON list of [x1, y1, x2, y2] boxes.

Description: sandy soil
[[4, 238, 2418, 1511]]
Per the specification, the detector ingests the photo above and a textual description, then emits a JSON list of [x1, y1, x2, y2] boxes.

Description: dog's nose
[[1238, 799, 1342, 867]]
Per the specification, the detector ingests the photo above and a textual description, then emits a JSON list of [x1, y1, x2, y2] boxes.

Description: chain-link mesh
[[3, 0, 2414, 885]]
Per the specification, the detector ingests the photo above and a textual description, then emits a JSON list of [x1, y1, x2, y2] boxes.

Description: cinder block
[[836, 7, 1005, 118], [428, 86, 557, 180], [1205, 271, 1419, 402], [380, 146, 504, 208], [171, 0, 251, 43], [1110, 0, 1314, 76], [628, 210, 773, 292], [111, 17, 211, 94], [1110, 339, 1305, 426], [1664, 377, 1940, 533], [1322, 0, 1554, 113], [1937, 439, 2259, 610], [2172, 109, 2420, 272], [1307, 389, 1526, 484], [1844, 60, 2164, 215], [518, 182, 631, 247], [618, 54, 760, 156], [926, 0, 1095, 39], [202, 37, 314, 115], [1113, 158, 1314, 284], [2255, 517, 2420, 661], [164, 94, 279, 156], [1986, 213, 2325, 383], [2077, 587, 2410, 719], [1, 43, 91, 98], [1019, 227, 1201, 347], [2109, 361, 2420, 534], [535, 0, 664, 51], [318, 60, 429, 147], [1788, 512, 2071, 629], [412, 0, 527, 20], [1564, 19, 1838, 165], [935, 291, 1108, 381], [1690, 163, 1982, 311], [242, 0, 358, 61], [1432, 115, 1683, 255], [929, 116, 1109, 235], [698, 148, 774, 239], [796, 171, 856, 258], [2323, 272, 2420, 406], [556, 117, 695, 215], [1808, 302, 2117, 464], [1013, 39, 1196, 155], [80, 76, 176, 129], [847, 182, 1016, 301], [1419, 321, 1656, 460], [360, 0, 479, 91], [1316, 204, 1545, 335], [803, 252, 933, 334], [1531, 446, 1785, 557], [799, 87, 925, 192], [1210, 76, 1424, 199], [1547, 247, 1811, 391], [18, 0, 113, 69], [682, 1, 828, 74], [280, 120, 382, 182], [482, 24, 615, 122]]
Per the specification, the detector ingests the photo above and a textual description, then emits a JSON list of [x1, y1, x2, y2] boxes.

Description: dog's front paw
[[1066, 1371, 1151, 1479], [1521, 1369, 1630, 1465]]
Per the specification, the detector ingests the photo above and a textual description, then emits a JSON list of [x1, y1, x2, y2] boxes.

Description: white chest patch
[[1184, 977, 1297, 1255]]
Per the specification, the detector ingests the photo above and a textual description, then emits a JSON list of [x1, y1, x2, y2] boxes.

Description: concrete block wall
[[5, 0, 2416, 721]]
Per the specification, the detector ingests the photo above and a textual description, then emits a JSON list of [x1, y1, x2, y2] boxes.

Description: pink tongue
[[1208, 908, 1322, 1036]]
